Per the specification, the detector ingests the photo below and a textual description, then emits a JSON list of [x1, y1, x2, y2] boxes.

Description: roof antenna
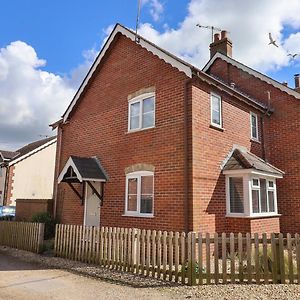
[[135, 0, 141, 43], [196, 24, 222, 42]]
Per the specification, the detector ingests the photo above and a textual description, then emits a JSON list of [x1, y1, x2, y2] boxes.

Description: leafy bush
[[31, 212, 56, 240], [0, 215, 14, 221]]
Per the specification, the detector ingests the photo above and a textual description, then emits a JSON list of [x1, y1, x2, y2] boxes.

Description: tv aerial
[[196, 24, 222, 42]]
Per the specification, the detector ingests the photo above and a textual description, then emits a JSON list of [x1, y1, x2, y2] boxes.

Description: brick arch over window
[[124, 163, 155, 175]]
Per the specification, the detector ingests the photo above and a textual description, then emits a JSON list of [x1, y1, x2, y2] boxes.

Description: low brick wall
[[15, 198, 53, 221], [225, 216, 280, 234]]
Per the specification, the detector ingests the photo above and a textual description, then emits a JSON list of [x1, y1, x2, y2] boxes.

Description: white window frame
[[225, 169, 281, 218], [124, 171, 154, 217], [210, 93, 222, 128], [128, 92, 155, 132], [250, 112, 259, 141]]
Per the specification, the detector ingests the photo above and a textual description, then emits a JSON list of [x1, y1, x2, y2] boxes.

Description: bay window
[[225, 171, 280, 217]]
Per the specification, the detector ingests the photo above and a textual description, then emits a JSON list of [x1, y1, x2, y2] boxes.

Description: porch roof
[[58, 156, 108, 183]]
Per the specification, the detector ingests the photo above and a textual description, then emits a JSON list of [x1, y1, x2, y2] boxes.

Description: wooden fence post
[[37, 223, 45, 253]]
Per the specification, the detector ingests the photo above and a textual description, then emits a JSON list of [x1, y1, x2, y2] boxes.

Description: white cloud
[[0, 41, 76, 149], [142, 0, 164, 22], [137, 0, 300, 73], [67, 48, 99, 88]]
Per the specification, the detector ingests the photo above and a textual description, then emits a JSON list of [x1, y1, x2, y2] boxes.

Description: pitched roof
[[0, 150, 18, 161], [61, 23, 270, 123], [223, 148, 284, 176], [9, 136, 57, 166], [203, 52, 300, 100], [58, 156, 108, 183], [15, 136, 56, 158]]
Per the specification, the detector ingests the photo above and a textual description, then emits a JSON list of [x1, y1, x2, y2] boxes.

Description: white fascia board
[[203, 52, 300, 100], [62, 24, 192, 122], [9, 138, 57, 166], [223, 168, 283, 178], [57, 157, 83, 183]]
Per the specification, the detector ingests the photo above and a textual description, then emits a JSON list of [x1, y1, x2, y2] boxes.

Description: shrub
[[31, 212, 56, 240]]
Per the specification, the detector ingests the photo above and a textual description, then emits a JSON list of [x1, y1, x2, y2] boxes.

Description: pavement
[[0, 252, 177, 300]]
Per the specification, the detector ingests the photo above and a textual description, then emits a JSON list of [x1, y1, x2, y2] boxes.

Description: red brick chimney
[[295, 74, 300, 93], [210, 30, 232, 58]]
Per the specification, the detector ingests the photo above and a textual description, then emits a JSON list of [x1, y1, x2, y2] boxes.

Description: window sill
[[250, 138, 261, 144], [226, 214, 281, 219], [210, 124, 224, 132], [126, 126, 155, 134], [122, 213, 154, 218]]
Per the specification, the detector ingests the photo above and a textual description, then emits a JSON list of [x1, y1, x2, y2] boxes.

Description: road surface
[[0, 252, 176, 300]]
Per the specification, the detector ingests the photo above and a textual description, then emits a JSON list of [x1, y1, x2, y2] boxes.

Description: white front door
[[84, 182, 101, 227]]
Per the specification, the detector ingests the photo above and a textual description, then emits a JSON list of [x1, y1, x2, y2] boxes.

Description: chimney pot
[[210, 30, 232, 58], [214, 33, 220, 42], [221, 30, 228, 39]]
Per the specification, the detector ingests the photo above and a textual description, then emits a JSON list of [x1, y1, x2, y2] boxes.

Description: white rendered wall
[[11, 142, 56, 204]]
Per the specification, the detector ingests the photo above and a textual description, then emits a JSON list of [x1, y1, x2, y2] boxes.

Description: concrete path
[[0, 253, 176, 300]]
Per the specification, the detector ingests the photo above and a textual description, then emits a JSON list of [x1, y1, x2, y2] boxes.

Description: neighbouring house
[[2, 137, 57, 220], [0, 150, 18, 205], [52, 23, 300, 234]]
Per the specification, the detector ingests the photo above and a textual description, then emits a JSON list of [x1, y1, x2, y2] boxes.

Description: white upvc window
[[225, 170, 281, 218], [251, 178, 276, 214], [210, 93, 222, 128], [128, 93, 155, 132], [250, 112, 259, 141], [125, 171, 154, 217]]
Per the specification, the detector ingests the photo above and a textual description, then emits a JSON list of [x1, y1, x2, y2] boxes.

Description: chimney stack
[[210, 30, 232, 58], [295, 74, 300, 93]]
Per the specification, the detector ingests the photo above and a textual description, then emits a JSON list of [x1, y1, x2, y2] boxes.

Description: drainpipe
[[3, 163, 10, 206], [184, 77, 193, 234], [53, 124, 63, 219]]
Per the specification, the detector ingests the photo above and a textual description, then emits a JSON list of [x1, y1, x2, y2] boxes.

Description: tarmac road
[[0, 252, 175, 300]]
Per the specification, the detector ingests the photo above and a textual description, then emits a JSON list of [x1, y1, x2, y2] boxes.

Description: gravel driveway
[[1, 246, 300, 300]]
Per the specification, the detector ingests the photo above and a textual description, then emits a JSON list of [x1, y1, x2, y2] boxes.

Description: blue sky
[[0, 1, 187, 75], [0, 0, 300, 149]]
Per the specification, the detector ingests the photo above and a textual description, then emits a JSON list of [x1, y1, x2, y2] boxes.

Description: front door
[[84, 181, 101, 227]]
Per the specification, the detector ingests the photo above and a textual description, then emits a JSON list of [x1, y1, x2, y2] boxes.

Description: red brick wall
[[191, 80, 264, 233], [15, 198, 53, 221], [208, 58, 300, 233], [56, 34, 189, 231], [226, 217, 280, 234], [5, 166, 15, 206]]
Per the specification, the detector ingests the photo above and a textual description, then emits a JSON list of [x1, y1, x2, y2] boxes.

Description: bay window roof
[[222, 148, 284, 177]]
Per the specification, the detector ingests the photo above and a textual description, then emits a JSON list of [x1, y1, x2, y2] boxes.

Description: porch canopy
[[58, 156, 108, 205]]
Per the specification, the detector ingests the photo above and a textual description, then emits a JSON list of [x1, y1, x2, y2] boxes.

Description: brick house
[[53, 24, 300, 234]]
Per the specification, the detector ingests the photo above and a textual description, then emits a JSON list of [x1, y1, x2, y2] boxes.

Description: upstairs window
[[210, 93, 222, 128], [128, 93, 155, 131], [250, 112, 258, 141], [125, 171, 154, 216]]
